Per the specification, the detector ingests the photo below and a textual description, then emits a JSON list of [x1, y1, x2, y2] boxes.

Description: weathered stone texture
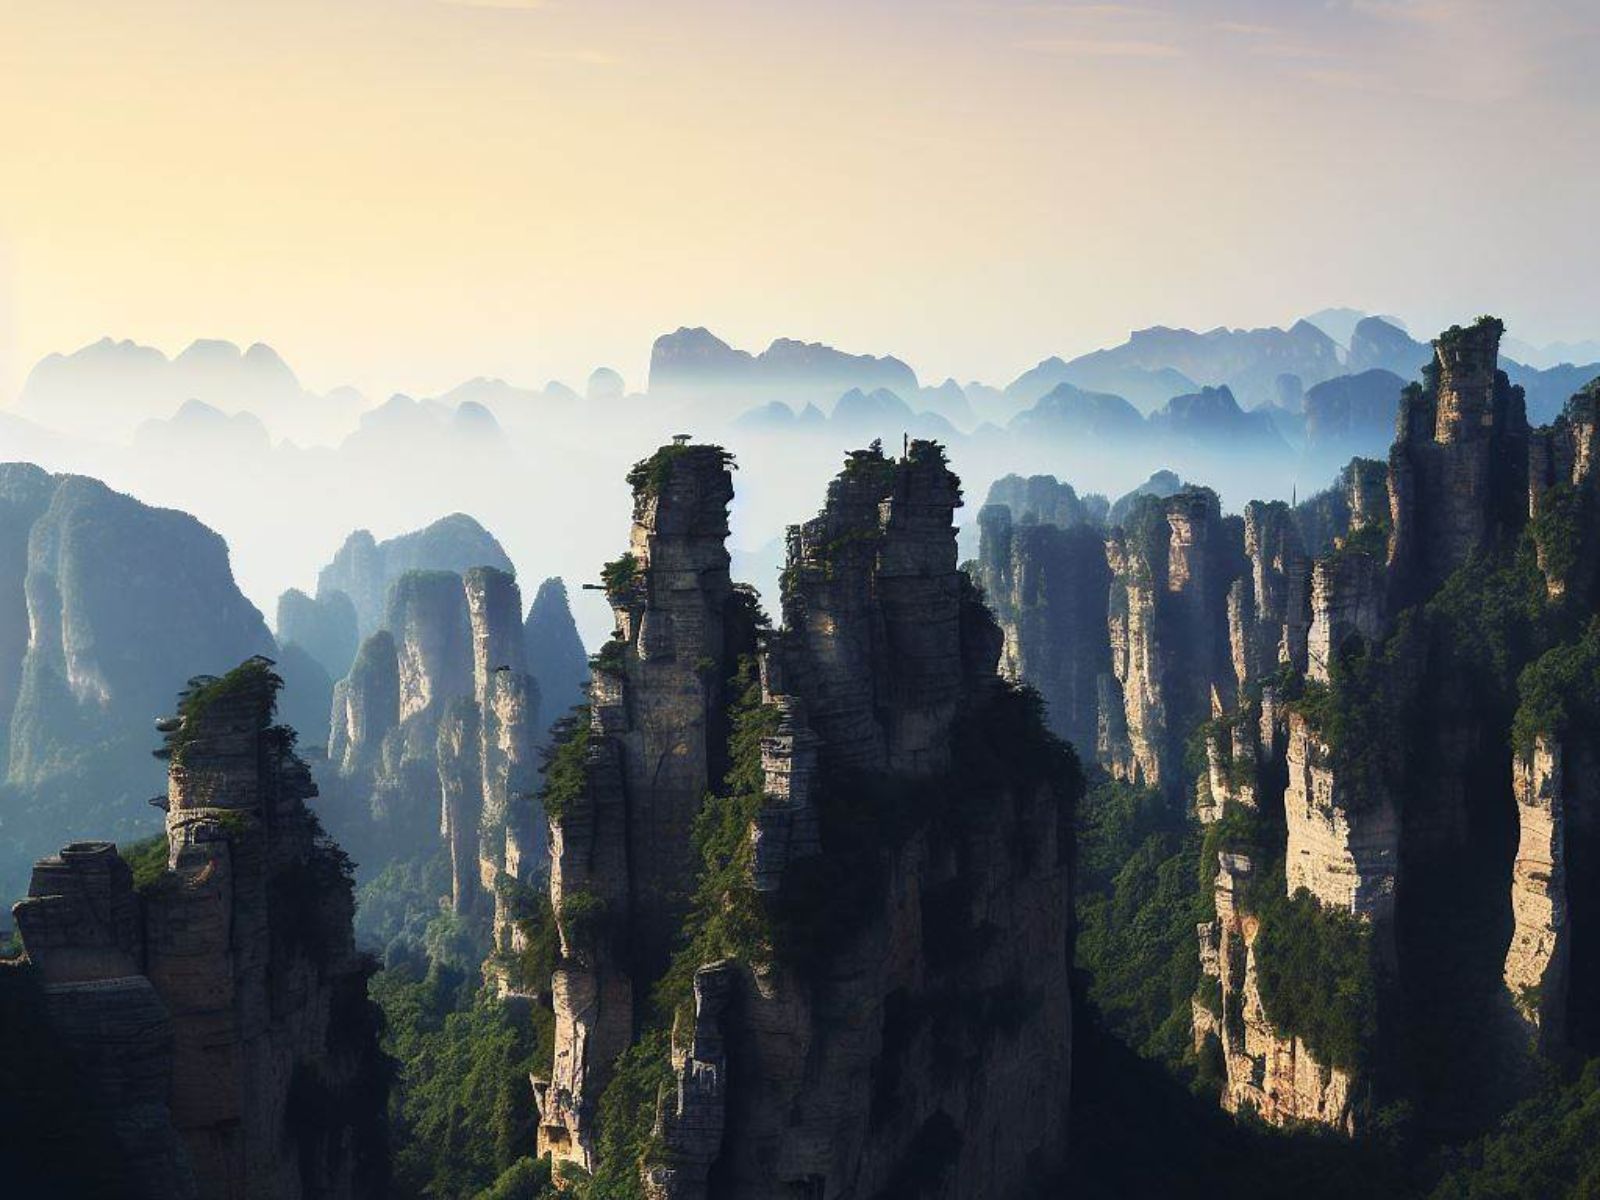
[[1202, 853, 1357, 1132], [13, 662, 387, 1200], [976, 500, 1112, 757], [1505, 736, 1569, 1039], [1283, 713, 1399, 923], [1306, 550, 1386, 684]]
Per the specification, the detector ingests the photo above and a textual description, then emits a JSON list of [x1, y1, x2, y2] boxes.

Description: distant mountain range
[[15, 336, 367, 444], [11, 315, 1598, 468]]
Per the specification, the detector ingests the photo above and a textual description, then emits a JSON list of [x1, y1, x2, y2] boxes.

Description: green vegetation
[[1253, 875, 1376, 1072], [1511, 622, 1600, 755], [555, 889, 608, 952], [1530, 483, 1585, 586], [590, 639, 626, 675], [654, 658, 780, 1025], [551, 660, 780, 1199], [120, 832, 169, 893], [841, 441, 898, 488], [356, 854, 451, 964], [372, 959, 553, 1199], [1334, 519, 1391, 563], [599, 553, 638, 595], [624, 443, 735, 497], [1432, 1060, 1600, 1199], [538, 709, 592, 823], [1121, 493, 1172, 585], [1291, 619, 1414, 812], [575, 1030, 676, 1198], [154, 654, 281, 764], [1074, 778, 1206, 1069]]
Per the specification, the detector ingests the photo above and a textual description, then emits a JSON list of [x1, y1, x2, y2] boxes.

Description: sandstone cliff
[[1104, 486, 1240, 791], [976, 494, 1112, 756], [322, 563, 542, 947], [11, 657, 389, 1199], [534, 440, 1076, 1197]]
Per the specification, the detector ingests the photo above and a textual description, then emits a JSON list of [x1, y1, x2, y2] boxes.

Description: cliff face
[[1527, 380, 1600, 601], [0, 463, 57, 778], [976, 499, 1112, 755], [0, 469, 275, 902], [1229, 500, 1310, 688], [1504, 736, 1568, 1041], [316, 513, 514, 637], [1105, 487, 1240, 791], [1389, 318, 1529, 601], [323, 563, 542, 941], [11, 658, 389, 1200], [8, 475, 275, 788], [968, 318, 1599, 1140], [1195, 852, 1357, 1132], [1282, 713, 1399, 926], [537, 443, 748, 1173], [535, 441, 1075, 1198]]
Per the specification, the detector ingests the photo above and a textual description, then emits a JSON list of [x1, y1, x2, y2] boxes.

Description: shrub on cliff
[[1252, 872, 1377, 1073]]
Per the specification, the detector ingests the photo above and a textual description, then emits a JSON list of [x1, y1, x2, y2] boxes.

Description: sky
[[1, 0, 1597, 403]]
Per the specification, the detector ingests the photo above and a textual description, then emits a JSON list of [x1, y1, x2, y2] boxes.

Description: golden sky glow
[[2, 0, 1597, 401]]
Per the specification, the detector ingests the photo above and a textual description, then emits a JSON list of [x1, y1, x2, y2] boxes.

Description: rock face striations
[[989, 317, 1600, 1137], [10, 657, 389, 1199], [533, 441, 1077, 1197], [976, 481, 1112, 757], [324, 562, 543, 946], [1389, 317, 1529, 601]]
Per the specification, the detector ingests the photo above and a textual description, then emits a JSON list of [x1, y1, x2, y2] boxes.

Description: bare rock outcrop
[[976, 497, 1113, 756], [1283, 713, 1399, 924], [1198, 852, 1357, 1132], [12, 658, 389, 1200], [1505, 736, 1568, 1039], [1105, 487, 1240, 791], [537, 442, 748, 1174], [537, 441, 1075, 1197], [1306, 549, 1386, 684], [1389, 317, 1529, 601]]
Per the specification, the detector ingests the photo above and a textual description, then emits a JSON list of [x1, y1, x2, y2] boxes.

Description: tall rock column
[[644, 443, 1071, 1198], [1389, 317, 1530, 600], [15, 658, 389, 1200], [1104, 488, 1241, 792], [536, 442, 747, 1175], [144, 658, 386, 1200], [976, 500, 1113, 757], [1199, 851, 1358, 1132], [1504, 736, 1568, 1041], [463, 567, 541, 933]]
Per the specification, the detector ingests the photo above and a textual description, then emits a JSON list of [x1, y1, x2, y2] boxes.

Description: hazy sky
[[2, 0, 1597, 402]]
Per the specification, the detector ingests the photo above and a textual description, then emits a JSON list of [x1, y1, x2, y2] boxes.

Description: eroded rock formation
[[1196, 853, 1357, 1132], [11, 658, 389, 1199], [535, 440, 1075, 1196]]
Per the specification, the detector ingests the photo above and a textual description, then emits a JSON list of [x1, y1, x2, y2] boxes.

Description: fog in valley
[[16, 309, 1592, 652]]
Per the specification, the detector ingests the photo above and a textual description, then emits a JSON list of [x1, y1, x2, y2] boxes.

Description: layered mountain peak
[[533, 438, 1074, 1196]]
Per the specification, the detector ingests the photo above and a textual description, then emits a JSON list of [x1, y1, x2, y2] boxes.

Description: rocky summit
[[8, 658, 388, 1199], [531, 439, 1076, 1197]]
